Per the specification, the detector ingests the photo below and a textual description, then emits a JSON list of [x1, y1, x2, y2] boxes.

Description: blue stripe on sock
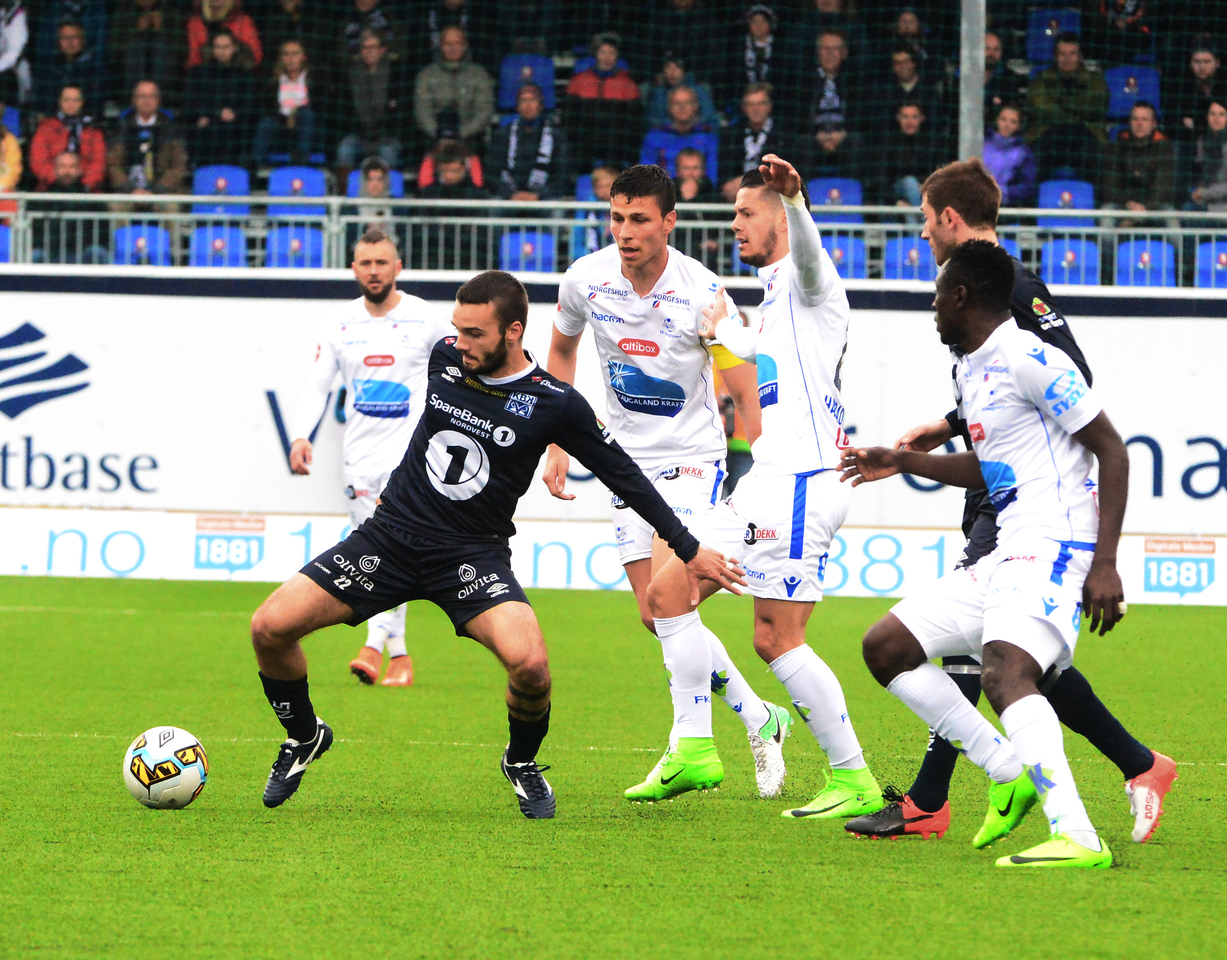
[[790, 474, 807, 560]]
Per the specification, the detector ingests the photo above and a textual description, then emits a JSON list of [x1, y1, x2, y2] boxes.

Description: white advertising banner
[[3, 507, 1221, 606], [0, 291, 1224, 537]]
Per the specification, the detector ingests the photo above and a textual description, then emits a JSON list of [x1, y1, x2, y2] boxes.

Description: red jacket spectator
[[29, 116, 107, 191], [186, 0, 263, 69], [566, 67, 639, 101]]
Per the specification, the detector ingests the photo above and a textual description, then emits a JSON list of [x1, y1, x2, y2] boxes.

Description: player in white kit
[[289, 228, 448, 686], [541, 164, 796, 800], [840, 240, 1129, 868], [639, 156, 886, 819]]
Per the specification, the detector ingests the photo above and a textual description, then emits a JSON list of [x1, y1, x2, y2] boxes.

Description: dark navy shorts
[[300, 518, 529, 636]]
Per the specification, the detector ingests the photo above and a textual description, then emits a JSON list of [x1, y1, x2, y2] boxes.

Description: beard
[[738, 227, 779, 268], [462, 334, 509, 376], [361, 279, 392, 304]]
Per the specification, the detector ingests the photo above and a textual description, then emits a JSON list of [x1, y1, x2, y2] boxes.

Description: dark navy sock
[[1045, 666, 1154, 780], [259, 672, 317, 744], [907, 656, 982, 812], [507, 704, 551, 765]]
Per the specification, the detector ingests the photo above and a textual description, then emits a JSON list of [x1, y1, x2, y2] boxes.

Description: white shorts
[[611, 459, 726, 564], [695, 467, 850, 602], [892, 537, 1093, 673], [343, 471, 392, 529]]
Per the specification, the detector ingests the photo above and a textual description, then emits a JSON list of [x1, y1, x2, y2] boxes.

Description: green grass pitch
[[1, 576, 1224, 960]]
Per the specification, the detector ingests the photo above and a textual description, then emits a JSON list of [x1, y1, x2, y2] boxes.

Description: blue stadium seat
[[2, 105, 18, 135], [998, 236, 1022, 258], [1195, 240, 1227, 288], [1104, 66, 1161, 120], [575, 175, 595, 201], [265, 226, 324, 268], [807, 178, 863, 224], [0, 223, 9, 263], [500, 230, 557, 272], [1037, 179, 1095, 229], [821, 234, 867, 280], [883, 237, 937, 281], [345, 168, 405, 198], [1115, 239, 1176, 286], [498, 55, 557, 110], [267, 167, 328, 218], [1026, 8, 1081, 63], [1040, 239, 1100, 285], [191, 165, 251, 216], [190, 226, 247, 267], [112, 225, 173, 266]]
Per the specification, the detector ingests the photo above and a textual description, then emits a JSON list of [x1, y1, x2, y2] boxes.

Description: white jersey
[[556, 244, 736, 466], [747, 196, 851, 474], [290, 291, 448, 476], [955, 318, 1102, 545]]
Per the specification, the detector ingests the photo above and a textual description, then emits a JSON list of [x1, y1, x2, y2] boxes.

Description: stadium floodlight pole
[[958, 0, 986, 161]]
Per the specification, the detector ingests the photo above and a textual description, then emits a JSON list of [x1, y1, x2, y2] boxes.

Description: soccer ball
[[122, 726, 209, 809]]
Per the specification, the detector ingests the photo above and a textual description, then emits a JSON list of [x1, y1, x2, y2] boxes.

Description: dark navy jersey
[[376, 338, 701, 561], [944, 259, 1095, 566]]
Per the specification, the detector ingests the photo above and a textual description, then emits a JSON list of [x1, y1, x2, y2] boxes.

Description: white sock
[[707, 628, 771, 732], [379, 604, 408, 659], [887, 663, 1022, 784], [655, 612, 713, 740], [1000, 694, 1097, 842], [769, 645, 864, 770]]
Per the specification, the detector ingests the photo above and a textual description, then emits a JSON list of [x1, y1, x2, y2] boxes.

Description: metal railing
[[3, 193, 1227, 287]]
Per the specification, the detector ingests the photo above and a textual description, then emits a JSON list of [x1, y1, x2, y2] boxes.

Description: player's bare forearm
[[896, 418, 954, 452], [720, 361, 762, 445], [840, 447, 984, 488], [546, 327, 581, 385], [1074, 411, 1129, 634]]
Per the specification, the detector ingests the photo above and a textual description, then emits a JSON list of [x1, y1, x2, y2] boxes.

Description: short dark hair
[[940, 239, 1015, 313], [891, 44, 917, 64], [1055, 31, 1081, 51], [355, 226, 399, 255], [360, 155, 391, 177], [921, 158, 1001, 229], [1131, 99, 1158, 118], [611, 164, 677, 217], [456, 271, 529, 334], [517, 82, 544, 102], [432, 139, 468, 166], [739, 167, 810, 208]]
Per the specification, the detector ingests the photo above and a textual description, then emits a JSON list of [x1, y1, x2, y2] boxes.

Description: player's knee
[[250, 605, 284, 655], [979, 662, 1012, 713], [638, 610, 658, 635], [752, 615, 790, 662], [510, 654, 551, 695], [861, 616, 924, 687]]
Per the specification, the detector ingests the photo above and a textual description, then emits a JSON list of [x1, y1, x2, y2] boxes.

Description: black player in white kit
[[250, 272, 744, 819]]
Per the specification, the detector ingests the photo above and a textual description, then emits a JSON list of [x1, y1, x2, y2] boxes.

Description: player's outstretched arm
[[840, 447, 985, 488], [759, 153, 836, 305], [896, 418, 955, 452], [1072, 410, 1130, 636]]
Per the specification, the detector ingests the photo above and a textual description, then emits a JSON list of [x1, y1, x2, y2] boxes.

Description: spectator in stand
[[30, 152, 108, 263], [1190, 98, 1227, 212], [34, 20, 106, 118], [337, 28, 407, 173], [186, 1, 262, 70], [873, 44, 944, 134], [0, 1, 31, 107], [872, 100, 938, 207], [1101, 100, 1176, 226], [639, 85, 719, 182], [720, 5, 785, 106], [564, 32, 640, 171], [1165, 44, 1226, 140], [343, 154, 406, 255], [981, 103, 1037, 206], [719, 82, 791, 200], [1087, 0, 1154, 65], [107, 79, 188, 194], [251, 39, 317, 165], [33, 0, 107, 60], [415, 135, 483, 189], [183, 29, 254, 167], [0, 95, 19, 190], [984, 30, 1023, 121], [257, 0, 329, 68], [29, 85, 106, 190], [639, 0, 704, 82], [412, 26, 493, 150], [802, 30, 862, 171], [416, 138, 486, 270], [488, 83, 569, 201], [644, 53, 719, 132], [421, 0, 489, 69], [336, 0, 406, 67], [576, 162, 616, 256], [883, 7, 939, 73], [1025, 32, 1109, 181], [672, 145, 722, 268], [109, 1, 186, 107], [795, 0, 870, 74]]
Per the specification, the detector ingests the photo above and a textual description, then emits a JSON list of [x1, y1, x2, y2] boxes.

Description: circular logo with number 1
[[425, 430, 490, 500]]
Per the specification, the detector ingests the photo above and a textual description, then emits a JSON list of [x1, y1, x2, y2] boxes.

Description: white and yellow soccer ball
[[122, 727, 209, 809]]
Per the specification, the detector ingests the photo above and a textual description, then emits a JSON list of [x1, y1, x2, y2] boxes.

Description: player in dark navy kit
[[845, 159, 1177, 844], [250, 271, 745, 819]]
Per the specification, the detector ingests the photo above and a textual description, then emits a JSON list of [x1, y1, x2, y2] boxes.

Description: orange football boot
[[1126, 751, 1178, 843], [381, 655, 414, 687], [349, 646, 382, 685], [844, 786, 950, 839]]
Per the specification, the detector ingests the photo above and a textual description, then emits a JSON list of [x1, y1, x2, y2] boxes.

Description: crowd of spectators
[[0, 0, 1223, 224]]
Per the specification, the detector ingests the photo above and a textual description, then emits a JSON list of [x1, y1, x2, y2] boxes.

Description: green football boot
[[972, 769, 1041, 848], [996, 833, 1112, 869], [781, 766, 885, 819], [624, 737, 724, 802]]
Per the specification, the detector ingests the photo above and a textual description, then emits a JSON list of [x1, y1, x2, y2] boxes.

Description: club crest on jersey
[[504, 392, 537, 419], [767, 267, 779, 292], [1031, 298, 1050, 316]]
